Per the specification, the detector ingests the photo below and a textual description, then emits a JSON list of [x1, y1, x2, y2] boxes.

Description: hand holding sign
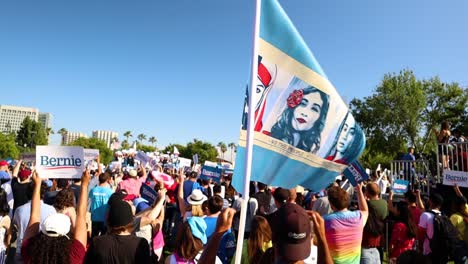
[[32, 170, 41, 187]]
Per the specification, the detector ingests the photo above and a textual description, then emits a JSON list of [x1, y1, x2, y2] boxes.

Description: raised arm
[[387, 190, 397, 215], [75, 170, 90, 247], [97, 155, 102, 176], [454, 184, 464, 198], [308, 211, 333, 264], [177, 171, 186, 217], [12, 160, 22, 177], [415, 190, 425, 210], [139, 189, 167, 227], [356, 182, 368, 213], [23, 171, 42, 242]]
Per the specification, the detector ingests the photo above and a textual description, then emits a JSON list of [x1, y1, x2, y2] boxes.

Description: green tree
[[148, 136, 157, 148], [57, 128, 68, 145], [137, 134, 146, 144], [0, 133, 20, 159], [68, 137, 113, 164], [350, 69, 467, 168], [16, 116, 48, 150], [162, 144, 186, 155], [185, 140, 218, 164], [123, 131, 132, 142], [137, 143, 156, 153], [217, 142, 227, 160], [121, 139, 130, 150]]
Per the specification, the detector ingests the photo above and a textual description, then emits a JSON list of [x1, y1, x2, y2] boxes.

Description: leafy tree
[[162, 144, 186, 155], [123, 131, 132, 142], [350, 69, 467, 168], [0, 133, 20, 159], [68, 137, 113, 164], [137, 134, 146, 144], [185, 140, 218, 164], [16, 116, 48, 150], [121, 139, 130, 150], [148, 136, 157, 148], [57, 128, 68, 145], [137, 143, 156, 153], [228, 142, 237, 162]]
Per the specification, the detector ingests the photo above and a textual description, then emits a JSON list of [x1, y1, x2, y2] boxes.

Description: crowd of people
[[0, 149, 467, 264]]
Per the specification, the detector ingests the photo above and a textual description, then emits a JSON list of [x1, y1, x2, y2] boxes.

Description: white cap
[[41, 213, 71, 238]]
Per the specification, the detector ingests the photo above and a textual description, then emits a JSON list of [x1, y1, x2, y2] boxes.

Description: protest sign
[[200, 165, 223, 183], [178, 157, 192, 168], [152, 171, 175, 187], [342, 161, 369, 187], [36, 146, 85, 179], [84, 149, 99, 161], [136, 151, 150, 166], [392, 179, 409, 194], [140, 184, 158, 205], [443, 170, 468, 188], [110, 161, 121, 171]]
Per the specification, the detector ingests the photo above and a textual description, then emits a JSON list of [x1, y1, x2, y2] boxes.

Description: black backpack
[[428, 211, 468, 262]]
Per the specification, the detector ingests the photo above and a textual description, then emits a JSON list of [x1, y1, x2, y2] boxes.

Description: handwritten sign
[[36, 146, 84, 179]]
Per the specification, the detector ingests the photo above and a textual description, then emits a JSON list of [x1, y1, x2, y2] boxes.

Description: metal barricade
[[436, 142, 468, 181], [390, 159, 432, 195]]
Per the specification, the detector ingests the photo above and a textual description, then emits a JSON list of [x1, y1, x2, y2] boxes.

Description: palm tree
[[148, 136, 157, 148], [123, 131, 133, 142], [57, 128, 67, 145], [217, 142, 227, 161], [228, 142, 236, 163], [137, 134, 146, 144]]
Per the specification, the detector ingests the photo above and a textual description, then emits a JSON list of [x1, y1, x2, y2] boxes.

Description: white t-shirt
[[419, 210, 440, 255], [303, 245, 318, 264], [1, 181, 13, 218]]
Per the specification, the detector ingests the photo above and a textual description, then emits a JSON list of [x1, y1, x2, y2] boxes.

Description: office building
[[63, 132, 87, 145], [38, 112, 53, 129], [92, 130, 118, 148], [0, 105, 39, 133]]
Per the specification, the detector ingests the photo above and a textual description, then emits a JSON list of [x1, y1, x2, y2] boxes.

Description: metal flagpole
[[234, 0, 261, 263]]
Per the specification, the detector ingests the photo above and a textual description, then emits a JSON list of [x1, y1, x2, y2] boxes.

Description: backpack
[[428, 211, 468, 262]]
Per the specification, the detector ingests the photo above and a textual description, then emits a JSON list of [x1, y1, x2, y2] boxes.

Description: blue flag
[[233, 0, 366, 193]]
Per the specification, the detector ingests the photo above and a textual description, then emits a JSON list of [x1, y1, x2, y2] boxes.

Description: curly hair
[[27, 233, 72, 264], [270, 84, 330, 154], [53, 188, 75, 211]]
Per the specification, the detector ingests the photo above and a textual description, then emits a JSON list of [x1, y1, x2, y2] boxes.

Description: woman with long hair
[[0, 188, 10, 264], [389, 201, 417, 260], [247, 216, 273, 263], [325, 112, 365, 164], [434, 121, 451, 169], [21, 170, 90, 264], [270, 83, 330, 154]]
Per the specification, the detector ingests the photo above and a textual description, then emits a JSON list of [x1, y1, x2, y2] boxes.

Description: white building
[[63, 132, 87, 145], [38, 112, 53, 130], [92, 130, 118, 148], [0, 105, 39, 133]]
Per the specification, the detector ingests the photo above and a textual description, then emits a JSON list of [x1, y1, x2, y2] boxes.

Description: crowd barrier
[[390, 159, 432, 195], [436, 142, 468, 178]]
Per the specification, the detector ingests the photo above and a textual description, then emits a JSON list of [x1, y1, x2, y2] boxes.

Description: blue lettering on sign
[[40, 155, 82, 168]]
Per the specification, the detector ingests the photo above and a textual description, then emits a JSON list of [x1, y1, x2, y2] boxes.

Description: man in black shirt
[[253, 182, 272, 215]]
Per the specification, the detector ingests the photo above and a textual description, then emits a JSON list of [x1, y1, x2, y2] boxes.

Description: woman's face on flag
[[291, 91, 323, 132], [337, 115, 356, 153], [254, 76, 267, 110]]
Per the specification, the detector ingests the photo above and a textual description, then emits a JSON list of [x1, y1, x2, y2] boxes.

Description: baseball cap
[[108, 200, 134, 228], [41, 213, 71, 239], [129, 169, 138, 177], [0, 161, 7, 167], [187, 217, 207, 244], [273, 203, 311, 262], [273, 187, 290, 204]]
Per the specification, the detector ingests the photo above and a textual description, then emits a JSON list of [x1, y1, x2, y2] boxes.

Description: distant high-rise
[[38, 113, 53, 130], [92, 130, 119, 148], [0, 105, 39, 133], [63, 132, 87, 145]]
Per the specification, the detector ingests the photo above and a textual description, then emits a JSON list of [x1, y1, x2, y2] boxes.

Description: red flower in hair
[[287, 89, 304, 108]]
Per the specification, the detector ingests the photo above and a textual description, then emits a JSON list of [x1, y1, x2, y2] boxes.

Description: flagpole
[[234, 0, 261, 263]]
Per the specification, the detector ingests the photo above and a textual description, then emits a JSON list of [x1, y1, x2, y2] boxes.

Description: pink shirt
[[117, 176, 147, 197]]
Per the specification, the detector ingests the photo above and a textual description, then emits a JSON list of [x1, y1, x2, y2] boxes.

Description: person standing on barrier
[[401, 147, 416, 188]]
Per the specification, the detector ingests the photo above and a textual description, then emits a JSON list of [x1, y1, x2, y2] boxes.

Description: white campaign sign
[[36, 146, 85, 179], [178, 157, 192, 168], [84, 149, 99, 161], [443, 170, 468, 188]]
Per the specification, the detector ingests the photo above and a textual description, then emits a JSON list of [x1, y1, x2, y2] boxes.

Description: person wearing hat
[[21, 170, 90, 264], [166, 216, 222, 264], [10, 161, 33, 215], [84, 199, 151, 263], [179, 185, 207, 221], [117, 164, 147, 197]]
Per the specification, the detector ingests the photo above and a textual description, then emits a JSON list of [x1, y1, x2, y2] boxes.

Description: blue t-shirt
[[204, 216, 235, 263], [183, 180, 202, 202], [89, 185, 114, 222]]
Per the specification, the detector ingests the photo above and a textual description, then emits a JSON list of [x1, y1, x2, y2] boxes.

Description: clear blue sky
[[1, 0, 467, 148]]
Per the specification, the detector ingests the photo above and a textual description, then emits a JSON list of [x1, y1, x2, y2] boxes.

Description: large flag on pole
[[233, 0, 366, 193]]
